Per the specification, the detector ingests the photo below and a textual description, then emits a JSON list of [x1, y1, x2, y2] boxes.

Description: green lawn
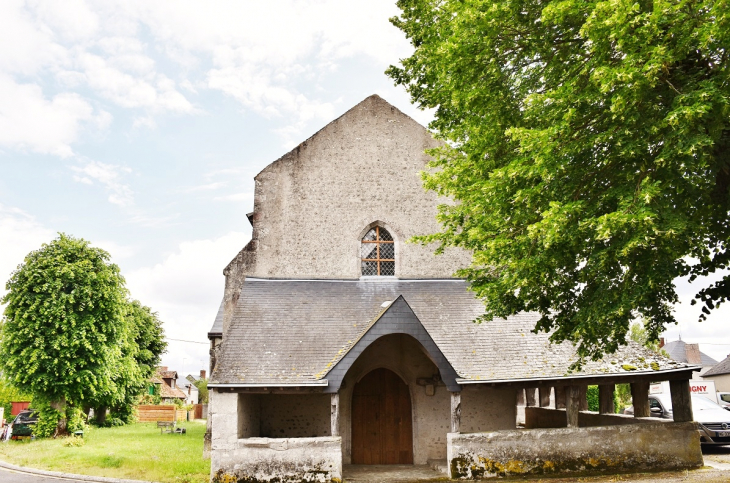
[[0, 421, 211, 483]]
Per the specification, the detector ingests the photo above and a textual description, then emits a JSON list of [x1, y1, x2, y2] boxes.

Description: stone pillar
[[566, 385, 581, 428], [579, 386, 588, 411], [539, 387, 551, 407], [598, 384, 615, 414], [331, 393, 340, 437], [451, 392, 461, 433], [554, 386, 566, 409], [525, 388, 538, 407], [516, 389, 525, 407], [669, 379, 693, 422], [631, 382, 650, 417]]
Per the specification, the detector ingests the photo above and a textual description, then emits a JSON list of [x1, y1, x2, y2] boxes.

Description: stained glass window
[[361, 226, 395, 276]]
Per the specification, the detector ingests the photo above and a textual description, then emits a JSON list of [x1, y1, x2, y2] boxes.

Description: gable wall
[[246, 95, 471, 281]]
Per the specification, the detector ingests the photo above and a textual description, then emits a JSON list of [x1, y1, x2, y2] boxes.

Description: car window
[[721, 394, 730, 403], [650, 399, 662, 410]]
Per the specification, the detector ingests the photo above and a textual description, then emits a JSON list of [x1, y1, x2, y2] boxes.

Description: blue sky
[[1, 0, 727, 378]]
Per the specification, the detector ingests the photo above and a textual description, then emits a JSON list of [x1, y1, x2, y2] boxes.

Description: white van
[[718, 392, 730, 411], [650, 380, 719, 404]]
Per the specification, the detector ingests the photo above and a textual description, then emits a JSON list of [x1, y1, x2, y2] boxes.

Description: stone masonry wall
[[447, 421, 703, 479], [246, 94, 471, 282], [238, 393, 261, 438], [260, 394, 331, 438], [211, 437, 342, 483], [211, 390, 341, 482], [460, 385, 517, 433]]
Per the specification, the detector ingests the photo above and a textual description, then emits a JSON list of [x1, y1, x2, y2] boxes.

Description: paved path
[[0, 465, 89, 482]]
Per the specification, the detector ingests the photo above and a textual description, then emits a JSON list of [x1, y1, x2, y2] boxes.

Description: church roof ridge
[[254, 94, 431, 180]]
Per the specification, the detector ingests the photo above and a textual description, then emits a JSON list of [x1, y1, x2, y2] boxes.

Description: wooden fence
[[137, 405, 175, 422], [193, 404, 203, 419], [175, 409, 187, 422]]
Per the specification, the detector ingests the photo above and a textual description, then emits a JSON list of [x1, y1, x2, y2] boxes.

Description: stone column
[[566, 385, 581, 427], [451, 392, 461, 433], [516, 389, 525, 407], [669, 379, 693, 422], [579, 386, 588, 411], [331, 393, 340, 437], [598, 384, 615, 414], [631, 382, 650, 417], [539, 387, 552, 407], [554, 386, 566, 409]]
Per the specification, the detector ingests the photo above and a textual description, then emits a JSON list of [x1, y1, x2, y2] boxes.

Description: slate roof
[[208, 298, 224, 338], [211, 278, 692, 386], [703, 355, 730, 376], [663, 340, 718, 366]]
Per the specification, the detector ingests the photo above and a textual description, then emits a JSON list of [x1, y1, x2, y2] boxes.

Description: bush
[[586, 386, 599, 412], [33, 402, 63, 438], [63, 435, 85, 447]]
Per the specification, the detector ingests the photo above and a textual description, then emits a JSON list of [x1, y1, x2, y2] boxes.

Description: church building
[[207, 95, 703, 482]]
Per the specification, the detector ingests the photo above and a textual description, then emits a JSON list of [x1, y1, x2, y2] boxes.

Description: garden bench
[[157, 421, 175, 434]]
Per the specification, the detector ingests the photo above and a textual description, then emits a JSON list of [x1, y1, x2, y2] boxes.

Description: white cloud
[[0, 205, 55, 300], [70, 159, 134, 206], [0, 0, 416, 156], [124, 231, 250, 374], [661, 270, 730, 362], [0, 75, 104, 157]]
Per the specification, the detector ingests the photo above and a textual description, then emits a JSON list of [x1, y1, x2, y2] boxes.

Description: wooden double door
[[351, 368, 414, 464]]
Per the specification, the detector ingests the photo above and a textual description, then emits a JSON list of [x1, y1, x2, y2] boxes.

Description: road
[[0, 465, 90, 482]]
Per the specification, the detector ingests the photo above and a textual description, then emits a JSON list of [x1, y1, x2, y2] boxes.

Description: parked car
[[6, 409, 38, 440], [718, 392, 730, 411], [624, 394, 730, 445]]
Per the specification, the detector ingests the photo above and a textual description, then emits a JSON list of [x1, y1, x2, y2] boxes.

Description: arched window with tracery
[[361, 226, 395, 276]]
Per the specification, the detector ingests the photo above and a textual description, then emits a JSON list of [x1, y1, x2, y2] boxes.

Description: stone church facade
[[207, 95, 703, 482]]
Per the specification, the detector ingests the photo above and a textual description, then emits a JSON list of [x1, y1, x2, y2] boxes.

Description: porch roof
[[210, 278, 693, 386]]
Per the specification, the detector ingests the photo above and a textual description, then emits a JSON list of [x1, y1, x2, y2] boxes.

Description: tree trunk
[[95, 406, 108, 426], [50, 399, 67, 436]]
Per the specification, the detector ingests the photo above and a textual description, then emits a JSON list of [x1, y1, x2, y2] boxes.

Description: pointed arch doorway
[[351, 368, 414, 464]]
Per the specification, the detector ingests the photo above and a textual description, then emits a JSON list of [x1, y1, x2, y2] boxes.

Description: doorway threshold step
[[343, 464, 448, 482]]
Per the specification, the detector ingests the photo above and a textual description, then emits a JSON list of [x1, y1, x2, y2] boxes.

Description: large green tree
[[91, 300, 167, 425], [387, 0, 730, 360], [0, 234, 165, 432]]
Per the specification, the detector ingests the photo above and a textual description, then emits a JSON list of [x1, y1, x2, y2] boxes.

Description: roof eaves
[[456, 365, 701, 385]]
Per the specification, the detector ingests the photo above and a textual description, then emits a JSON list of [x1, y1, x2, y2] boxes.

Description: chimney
[[659, 338, 665, 349], [200, 370, 206, 379], [685, 344, 702, 365]]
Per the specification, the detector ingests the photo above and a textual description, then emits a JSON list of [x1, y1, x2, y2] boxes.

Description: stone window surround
[[357, 221, 399, 278]]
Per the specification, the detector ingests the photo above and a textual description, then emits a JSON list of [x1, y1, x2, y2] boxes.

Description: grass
[[0, 420, 211, 483]]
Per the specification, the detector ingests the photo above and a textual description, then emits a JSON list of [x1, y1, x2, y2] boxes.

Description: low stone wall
[[524, 406, 668, 428], [211, 436, 342, 483], [447, 421, 702, 479]]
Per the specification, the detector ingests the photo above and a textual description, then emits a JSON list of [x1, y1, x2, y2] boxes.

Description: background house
[[660, 339, 718, 378], [149, 366, 186, 404], [701, 355, 730, 392]]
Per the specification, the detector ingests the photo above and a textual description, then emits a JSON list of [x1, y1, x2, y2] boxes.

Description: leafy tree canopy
[[1, 234, 127, 405], [1, 234, 167, 431], [387, 0, 730, 360], [90, 300, 167, 423]]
